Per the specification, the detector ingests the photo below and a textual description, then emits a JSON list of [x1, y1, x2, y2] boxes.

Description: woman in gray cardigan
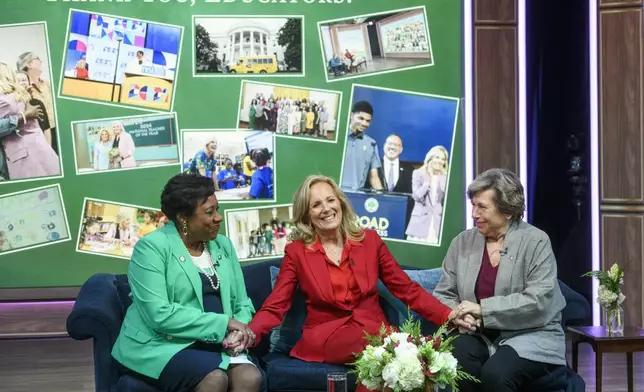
[[433, 168, 566, 392]]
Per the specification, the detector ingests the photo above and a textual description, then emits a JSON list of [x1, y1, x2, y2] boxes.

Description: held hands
[[448, 300, 483, 334], [222, 330, 245, 356], [456, 300, 482, 317], [223, 319, 256, 356]]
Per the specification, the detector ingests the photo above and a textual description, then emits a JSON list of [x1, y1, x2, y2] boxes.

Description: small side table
[[567, 325, 644, 392]]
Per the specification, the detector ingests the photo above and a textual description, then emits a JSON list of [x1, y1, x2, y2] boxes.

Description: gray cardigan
[[433, 220, 567, 365]]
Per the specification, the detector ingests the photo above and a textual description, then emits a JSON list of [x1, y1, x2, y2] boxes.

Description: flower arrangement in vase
[[349, 315, 478, 392], [583, 263, 625, 335]]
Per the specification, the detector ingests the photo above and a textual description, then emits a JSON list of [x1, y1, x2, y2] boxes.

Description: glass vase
[[603, 304, 624, 335]]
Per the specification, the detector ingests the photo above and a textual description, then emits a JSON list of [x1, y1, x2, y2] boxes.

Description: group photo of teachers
[[339, 84, 460, 246], [71, 113, 180, 175], [237, 81, 342, 142], [0, 22, 62, 183], [181, 130, 275, 202], [76, 198, 168, 260]]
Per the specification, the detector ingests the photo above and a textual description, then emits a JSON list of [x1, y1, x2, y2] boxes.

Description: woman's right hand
[[24, 103, 43, 121]]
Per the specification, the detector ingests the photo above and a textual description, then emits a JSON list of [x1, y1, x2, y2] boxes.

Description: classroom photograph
[[72, 113, 180, 174], [225, 205, 294, 262], [76, 199, 167, 260], [181, 130, 275, 201]]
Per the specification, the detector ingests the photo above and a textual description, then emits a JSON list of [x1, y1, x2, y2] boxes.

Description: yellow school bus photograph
[[227, 55, 279, 74], [193, 16, 303, 77]]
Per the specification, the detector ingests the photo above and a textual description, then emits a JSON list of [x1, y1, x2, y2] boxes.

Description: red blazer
[[248, 229, 452, 362]]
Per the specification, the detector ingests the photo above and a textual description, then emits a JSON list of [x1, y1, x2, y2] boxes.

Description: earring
[[181, 220, 188, 236]]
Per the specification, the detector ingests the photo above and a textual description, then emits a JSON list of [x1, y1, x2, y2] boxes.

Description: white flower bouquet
[[583, 263, 626, 333], [349, 315, 479, 392]]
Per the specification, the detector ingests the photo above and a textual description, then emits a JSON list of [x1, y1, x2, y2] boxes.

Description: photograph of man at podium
[[60, 10, 183, 111], [124, 50, 150, 74], [380, 134, 414, 194], [339, 84, 460, 246]]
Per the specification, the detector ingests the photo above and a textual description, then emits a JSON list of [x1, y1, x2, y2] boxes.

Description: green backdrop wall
[[0, 0, 463, 289]]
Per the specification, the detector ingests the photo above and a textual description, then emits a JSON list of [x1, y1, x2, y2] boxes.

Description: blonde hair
[[0, 62, 30, 103], [289, 175, 364, 245], [99, 127, 111, 143], [116, 212, 131, 226], [112, 121, 126, 134], [422, 145, 449, 175], [15, 70, 30, 86]]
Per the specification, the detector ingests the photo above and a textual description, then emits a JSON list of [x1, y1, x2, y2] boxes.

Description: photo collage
[[0, 5, 459, 261]]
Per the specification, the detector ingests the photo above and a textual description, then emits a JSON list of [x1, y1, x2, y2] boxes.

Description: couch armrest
[[558, 280, 592, 326], [67, 273, 125, 342], [66, 273, 126, 392]]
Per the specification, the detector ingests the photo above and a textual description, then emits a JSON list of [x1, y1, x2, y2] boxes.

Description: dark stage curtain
[[526, 0, 592, 303]]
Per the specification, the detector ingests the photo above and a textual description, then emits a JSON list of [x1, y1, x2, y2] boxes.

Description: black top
[[199, 272, 223, 314]]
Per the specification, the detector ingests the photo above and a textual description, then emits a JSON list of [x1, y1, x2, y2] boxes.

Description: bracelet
[[19, 111, 26, 124]]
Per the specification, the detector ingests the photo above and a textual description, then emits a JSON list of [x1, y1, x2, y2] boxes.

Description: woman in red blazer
[[237, 175, 471, 383]]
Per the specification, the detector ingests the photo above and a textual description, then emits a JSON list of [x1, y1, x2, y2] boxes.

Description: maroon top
[[475, 247, 499, 301], [476, 248, 501, 338]]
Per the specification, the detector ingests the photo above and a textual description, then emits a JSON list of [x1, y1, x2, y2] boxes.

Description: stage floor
[[0, 336, 641, 391]]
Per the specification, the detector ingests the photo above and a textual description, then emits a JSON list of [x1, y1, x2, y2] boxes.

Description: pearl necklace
[[188, 242, 220, 291]]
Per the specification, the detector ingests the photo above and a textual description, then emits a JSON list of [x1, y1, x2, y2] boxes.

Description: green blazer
[[111, 221, 255, 379]]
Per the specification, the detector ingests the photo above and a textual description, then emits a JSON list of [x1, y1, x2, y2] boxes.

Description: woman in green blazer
[[111, 173, 262, 392]]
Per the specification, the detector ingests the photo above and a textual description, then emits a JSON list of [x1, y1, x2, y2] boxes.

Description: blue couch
[[66, 258, 588, 392]]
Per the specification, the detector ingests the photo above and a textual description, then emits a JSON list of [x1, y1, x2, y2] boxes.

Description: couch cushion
[[268, 266, 307, 354], [377, 268, 443, 332], [243, 259, 283, 311], [558, 280, 591, 325], [404, 268, 443, 293], [263, 352, 357, 392]]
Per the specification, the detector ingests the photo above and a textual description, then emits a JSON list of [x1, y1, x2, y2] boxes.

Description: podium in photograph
[[120, 71, 174, 111], [344, 189, 412, 240]]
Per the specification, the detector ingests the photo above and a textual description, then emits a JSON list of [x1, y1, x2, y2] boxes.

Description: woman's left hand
[[456, 300, 482, 318], [223, 330, 244, 356], [223, 329, 256, 356]]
